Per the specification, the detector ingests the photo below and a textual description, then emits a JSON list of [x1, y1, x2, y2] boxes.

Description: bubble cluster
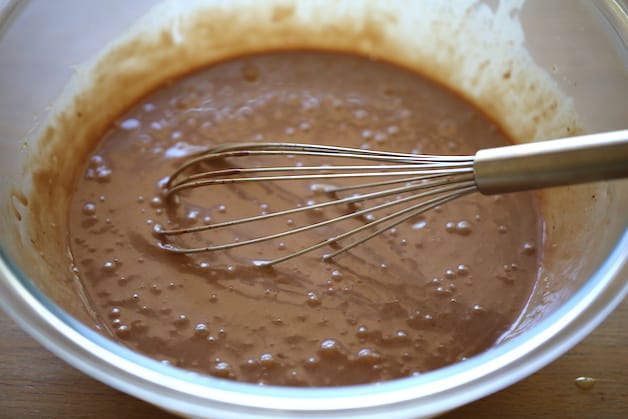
[[102, 260, 116, 273], [355, 348, 382, 365], [119, 118, 141, 130], [194, 323, 210, 338], [457, 264, 470, 276], [84, 155, 112, 183], [445, 220, 473, 235], [412, 218, 427, 229], [212, 361, 234, 378], [259, 353, 278, 368], [115, 324, 131, 338], [82, 202, 96, 216], [306, 291, 321, 307], [521, 242, 536, 255], [319, 339, 342, 357], [356, 325, 368, 338]]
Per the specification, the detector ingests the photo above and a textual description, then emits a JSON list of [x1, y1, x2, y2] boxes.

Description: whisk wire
[[158, 142, 479, 265], [166, 142, 474, 188], [159, 176, 475, 255], [166, 166, 474, 198], [266, 183, 477, 266], [159, 172, 474, 236]]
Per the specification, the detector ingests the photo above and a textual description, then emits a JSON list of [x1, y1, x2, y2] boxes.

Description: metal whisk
[[156, 130, 628, 266]]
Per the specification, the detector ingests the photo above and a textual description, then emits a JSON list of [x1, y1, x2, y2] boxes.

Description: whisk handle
[[474, 129, 628, 194]]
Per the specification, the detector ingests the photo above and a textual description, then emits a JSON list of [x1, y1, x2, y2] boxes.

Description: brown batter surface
[[68, 52, 542, 386]]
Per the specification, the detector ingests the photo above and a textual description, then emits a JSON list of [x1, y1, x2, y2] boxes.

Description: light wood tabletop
[[0, 298, 626, 419]]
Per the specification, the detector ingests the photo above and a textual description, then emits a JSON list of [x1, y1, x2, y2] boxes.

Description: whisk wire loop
[[157, 142, 478, 265]]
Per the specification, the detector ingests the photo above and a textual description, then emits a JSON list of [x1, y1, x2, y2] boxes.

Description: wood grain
[[1, 299, 626, 419]]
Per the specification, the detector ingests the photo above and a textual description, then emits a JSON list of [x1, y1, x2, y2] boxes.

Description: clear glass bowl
[[0, 1, 626, 417]]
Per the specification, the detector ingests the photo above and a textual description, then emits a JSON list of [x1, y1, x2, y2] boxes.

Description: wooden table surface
[[1, 298, 626, 419]]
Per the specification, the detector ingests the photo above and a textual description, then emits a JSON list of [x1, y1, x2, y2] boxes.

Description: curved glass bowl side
[[0, 0, 626, 417]]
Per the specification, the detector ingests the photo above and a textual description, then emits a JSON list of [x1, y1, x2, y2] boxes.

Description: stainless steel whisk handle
[[474, 129, 628, 194]]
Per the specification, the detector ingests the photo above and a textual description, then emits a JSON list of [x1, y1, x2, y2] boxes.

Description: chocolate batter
[[68, 52, 542, 386]]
